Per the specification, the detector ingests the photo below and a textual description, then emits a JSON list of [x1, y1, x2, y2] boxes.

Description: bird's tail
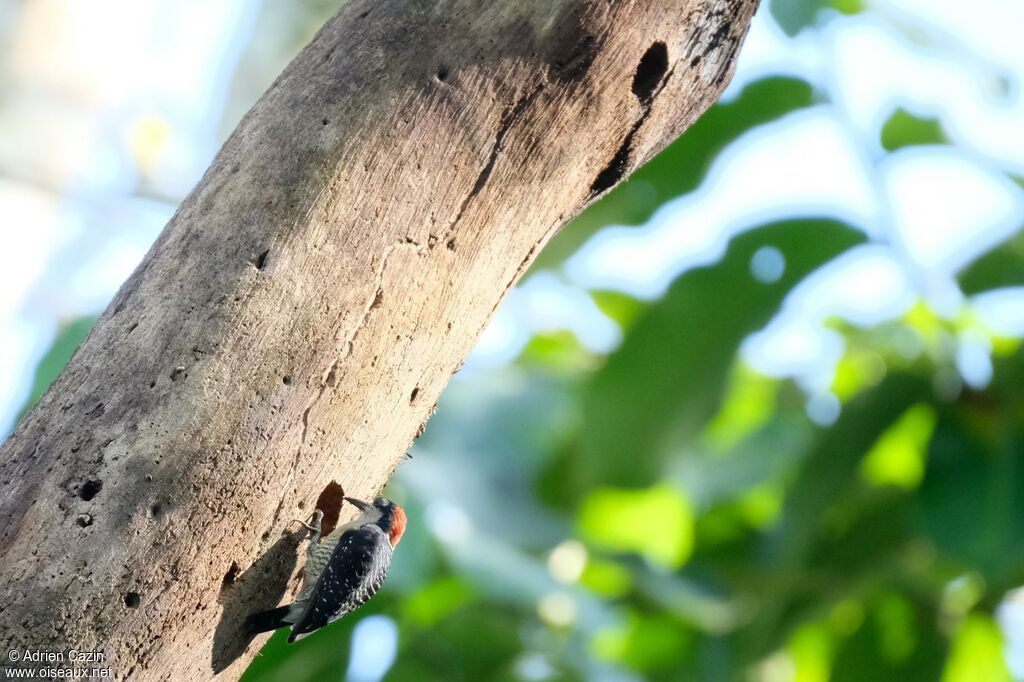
[[245, 605, 291, 636]]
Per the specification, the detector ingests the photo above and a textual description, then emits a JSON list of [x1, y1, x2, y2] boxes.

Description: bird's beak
[[344, 497, 371, 511]]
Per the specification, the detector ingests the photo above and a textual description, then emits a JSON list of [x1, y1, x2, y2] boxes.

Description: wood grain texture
[[0, 0, 758, 678]]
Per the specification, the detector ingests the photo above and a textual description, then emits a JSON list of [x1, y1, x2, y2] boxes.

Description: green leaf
[[521, 331, 596, 374], [579, 219, 864, 488], [532, 77, 816, 270], [917, 407, 1024, 588], [770, 0, 864, 36], [860, 403, 937, 489], [958, 228, 1024, 294], [880, 108, 948, 152], [385, 605, 522, 682], [941, 614, 1012, 682], [590, 290, 646, 332], [771, 373, 932, 565], [786, 622, 834, 682], [403, 577, 476, 628], [830, 593, 946, 682], [592, 612, 693, 673], [17, 316, 97, 424], [578, 484, 695, 569]]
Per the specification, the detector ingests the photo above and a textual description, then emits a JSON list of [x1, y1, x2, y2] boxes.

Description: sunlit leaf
[[736, 485, 784, 529], [941, 614, 1012, 682], [787, 622, 834, 682], [832, 348, 888, 401], [578, 485, 695, 569], [592, 612, 692, 672], [704, 364, 779, 451], [404, 577, 476, 627], [861, 403, 937, 489], [590, 290, 645, 332], [579, 559, 632, 598], [521, 331, 597, 374], [880, 108, 948, 151]]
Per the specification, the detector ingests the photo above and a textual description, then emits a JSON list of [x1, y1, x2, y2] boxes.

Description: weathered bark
[[0, 0, 757, 678]]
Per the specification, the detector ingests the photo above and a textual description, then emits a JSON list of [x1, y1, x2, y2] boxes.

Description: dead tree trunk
[[0, 0, 757, 678]]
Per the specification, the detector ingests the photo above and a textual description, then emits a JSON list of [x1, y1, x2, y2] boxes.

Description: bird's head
[[345, 496, 407, 547]]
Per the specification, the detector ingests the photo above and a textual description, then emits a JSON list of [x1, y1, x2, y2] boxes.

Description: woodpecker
[[246, 496, 407, 642]]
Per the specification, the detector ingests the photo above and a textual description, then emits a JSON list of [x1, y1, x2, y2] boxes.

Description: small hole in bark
[[222, 561, 240, 589], [123, 592, 141, 608], [446, 238, 456, 251], [297, 500, 306, 510], [282, 375, 292, 385], [254, 249, 270, 270], [170, 366, 185, 381], [149, 380, 156, 389], [589, 139, 631, 197], [321, 118, 329, 126], [150, 502, 164, 519], [632, 42, 669, 104], [261, 530, 271, 541], [76, 514, 93, 528], [79, 479, 102, 501], [435, 67, 449, 82], [410, 387, 420, 403]]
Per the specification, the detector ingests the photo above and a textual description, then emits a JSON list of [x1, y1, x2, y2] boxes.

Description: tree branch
[[0, 0, 758, 678]]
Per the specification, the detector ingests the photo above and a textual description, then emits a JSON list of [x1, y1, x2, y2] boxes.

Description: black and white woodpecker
[[246, 496, 407, 642]]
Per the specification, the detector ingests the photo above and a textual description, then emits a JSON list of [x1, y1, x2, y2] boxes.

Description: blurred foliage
[[880, 108, 949, 152], [960, 230, 1024, 295], [769, 0, 864, 36], [577, 219, 862, 490], [16, 316, 96, 422], [20, 0, 1024, 680]]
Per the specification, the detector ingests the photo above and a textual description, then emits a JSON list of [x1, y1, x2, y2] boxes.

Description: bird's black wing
[[288, 524, 392, 642]]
